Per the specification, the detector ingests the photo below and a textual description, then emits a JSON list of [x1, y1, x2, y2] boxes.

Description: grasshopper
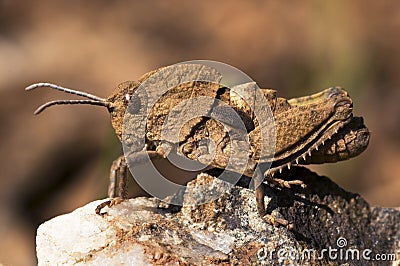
[[26, 63, 369, 228]]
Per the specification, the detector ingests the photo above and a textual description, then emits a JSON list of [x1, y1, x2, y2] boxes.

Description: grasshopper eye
[[125, 93, 141, 114], [124, 94, 132, 105]]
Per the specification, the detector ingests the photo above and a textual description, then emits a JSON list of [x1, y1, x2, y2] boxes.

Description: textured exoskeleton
[[26, 64, 370, 227]]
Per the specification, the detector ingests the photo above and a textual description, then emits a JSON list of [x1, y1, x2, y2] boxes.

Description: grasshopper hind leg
[[256, 170, 306, 229], [255, 183, 293, 229]]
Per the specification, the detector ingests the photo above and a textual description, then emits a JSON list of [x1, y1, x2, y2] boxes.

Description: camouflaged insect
[[26, 63, 370, 228]]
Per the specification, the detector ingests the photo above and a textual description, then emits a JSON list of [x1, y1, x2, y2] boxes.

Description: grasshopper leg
[[264, 174, 306, 189], [95, 197, 124, 216], [263, 213, 293, 230], [257, 171, 306, 229], [96, 155, 127, 215], [107, 155, 127, 198], [255, 182, 266, 216], [255, 183, 293, 229], [96, 151, 165, 215]]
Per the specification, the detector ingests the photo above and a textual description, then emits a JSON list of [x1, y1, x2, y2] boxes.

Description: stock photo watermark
[[256, 237, 397, 263]]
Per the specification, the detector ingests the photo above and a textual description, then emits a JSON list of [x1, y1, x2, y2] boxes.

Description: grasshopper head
[[106, 69, 161, 140], [26, 70, 158, 142], [106, 81, 140, 141]]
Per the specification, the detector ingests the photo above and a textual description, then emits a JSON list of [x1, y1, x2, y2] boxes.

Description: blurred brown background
[[0, 1, 399, 265]]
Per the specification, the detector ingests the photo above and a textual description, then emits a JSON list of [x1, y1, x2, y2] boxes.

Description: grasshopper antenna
[[25, 82, 110, 114]]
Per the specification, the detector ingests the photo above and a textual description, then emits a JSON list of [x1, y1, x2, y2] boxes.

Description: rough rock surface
[[36, 167, 399, 265]]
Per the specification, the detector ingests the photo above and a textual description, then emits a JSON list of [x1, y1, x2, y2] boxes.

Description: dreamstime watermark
[[256, 237, 397, 263], [121, 60, 276, 206]]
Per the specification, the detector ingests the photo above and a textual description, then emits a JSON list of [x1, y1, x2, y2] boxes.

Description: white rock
[[36, 199, 154, 266], [36, 171, 400, 265]]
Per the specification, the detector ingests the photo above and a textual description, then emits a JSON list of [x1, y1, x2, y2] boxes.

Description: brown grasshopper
[[26, 64, 369, 227]]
